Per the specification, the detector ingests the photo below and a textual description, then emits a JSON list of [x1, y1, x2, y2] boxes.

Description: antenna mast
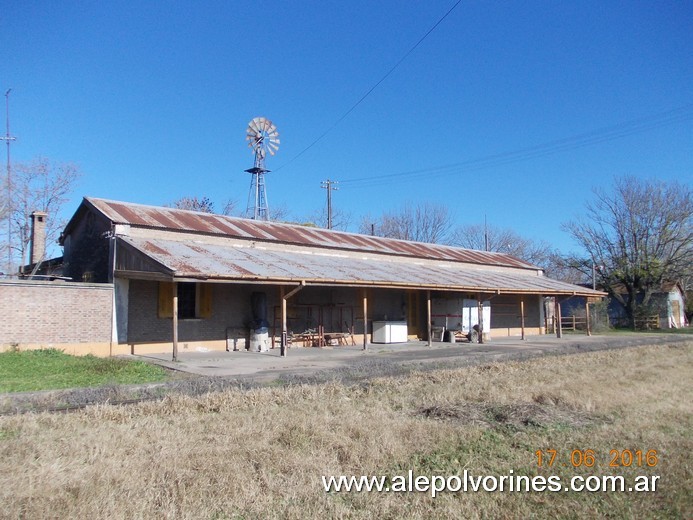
[[1, 90, 16, 275]]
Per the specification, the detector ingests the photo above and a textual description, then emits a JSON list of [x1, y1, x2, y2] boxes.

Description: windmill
[[244, 117, 279, 220]]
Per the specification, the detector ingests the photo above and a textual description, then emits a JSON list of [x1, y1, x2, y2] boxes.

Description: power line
[[338, 103, 693, 189], [275, 0, 463, 172]]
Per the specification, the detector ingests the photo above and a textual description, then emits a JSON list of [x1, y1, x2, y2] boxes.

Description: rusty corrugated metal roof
[[118, 235, 604, 296], [83, 197, 538, 270]]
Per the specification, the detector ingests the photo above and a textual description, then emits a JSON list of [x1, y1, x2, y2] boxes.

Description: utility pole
[[484, 214, 489, 252], [1, 89, 16, 275], [320, 179, 338, 230]]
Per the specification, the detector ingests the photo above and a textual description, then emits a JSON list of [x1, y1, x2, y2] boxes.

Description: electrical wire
[[274, 0, 463, 172], [338, 103, 693, 189]]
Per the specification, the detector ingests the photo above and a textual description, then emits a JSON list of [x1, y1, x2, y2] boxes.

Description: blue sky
[[1, 0, 691, 254]]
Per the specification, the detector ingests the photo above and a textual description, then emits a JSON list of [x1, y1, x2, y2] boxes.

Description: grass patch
[[601, 327, 693, 335], [0, 342, 690, 518], [646, 327, 693, 335], [0, 349, 169, 393]]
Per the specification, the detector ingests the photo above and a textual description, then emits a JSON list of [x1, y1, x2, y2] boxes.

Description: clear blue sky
[[1, 0, 691, 254]]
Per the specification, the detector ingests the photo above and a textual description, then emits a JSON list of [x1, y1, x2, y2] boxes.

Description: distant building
[[607, 282, 688, 329]]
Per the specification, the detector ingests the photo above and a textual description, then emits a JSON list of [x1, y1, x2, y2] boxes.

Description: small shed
[[608, 282, 688, 329]]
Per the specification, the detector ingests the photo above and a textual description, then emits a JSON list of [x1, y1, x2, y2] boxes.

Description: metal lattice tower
[[244, 117, 279, 220]]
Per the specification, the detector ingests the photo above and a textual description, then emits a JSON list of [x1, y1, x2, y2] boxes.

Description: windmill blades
[[249, 117, 264, 133], [244, 116, 279, 156], [254, 117, 268, 133], [267, 131, 280, 154]]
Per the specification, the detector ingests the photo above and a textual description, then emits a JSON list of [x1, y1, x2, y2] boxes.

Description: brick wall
[[0, 280, 113, 346], [127, 280, 257, 344]]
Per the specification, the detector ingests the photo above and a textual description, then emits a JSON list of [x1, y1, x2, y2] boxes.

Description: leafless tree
[[170, 196, 216, 213], [360, 201, 453, 244], [306, 207, 352, 232], [267, 203, 292, 222], [220, 199, 238, 216], [169, 197, 239, 216], [450, 222, 589, 282], [564, 175, 693, 328], [542, 253, 594, 285], [4, 157, 81, 269], [450, 223, 552, 264]]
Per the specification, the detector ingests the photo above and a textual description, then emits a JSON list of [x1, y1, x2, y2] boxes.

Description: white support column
[[363, 290, 368, 350], [477, 295, 484, 344], [520, 297, 526, 340]]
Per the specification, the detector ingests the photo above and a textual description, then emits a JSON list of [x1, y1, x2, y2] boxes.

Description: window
[[158, 282, 212, 319]]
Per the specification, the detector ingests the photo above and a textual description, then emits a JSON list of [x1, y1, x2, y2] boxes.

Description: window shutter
[[158, 282, 173, 318], [199, 284, 212, 318]]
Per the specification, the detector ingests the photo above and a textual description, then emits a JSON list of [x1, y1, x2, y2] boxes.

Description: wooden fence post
[[172, 281, 178, 362], [427, 290, 432, 347]]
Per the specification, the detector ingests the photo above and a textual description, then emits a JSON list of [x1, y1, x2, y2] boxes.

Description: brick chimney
[[30, 211, 48, 264]]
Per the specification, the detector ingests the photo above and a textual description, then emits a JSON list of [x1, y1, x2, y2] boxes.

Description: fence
[[611, 315, 661, 330], [545, 301, 610, 335]]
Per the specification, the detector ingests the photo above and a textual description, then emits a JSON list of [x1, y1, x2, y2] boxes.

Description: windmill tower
[[244, 117, 279, 220]]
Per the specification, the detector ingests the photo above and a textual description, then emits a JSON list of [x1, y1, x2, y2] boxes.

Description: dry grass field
[[1, 341, 691, 519]]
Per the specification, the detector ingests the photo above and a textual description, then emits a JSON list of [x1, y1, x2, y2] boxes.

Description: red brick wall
[[0, 281, 113, 346]]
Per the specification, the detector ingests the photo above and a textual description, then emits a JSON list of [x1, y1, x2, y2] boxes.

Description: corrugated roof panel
[[118, 236, 604, 296], [85, 197, 537, 270]]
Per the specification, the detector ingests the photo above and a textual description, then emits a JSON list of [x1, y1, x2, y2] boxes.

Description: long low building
[[53, 197, 604, 356]]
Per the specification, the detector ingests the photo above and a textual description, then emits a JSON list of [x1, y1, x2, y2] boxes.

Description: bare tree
[[450, 224, 552, 263], [307, 207, 352, 232], [5, 157, 81, 269], [542, 253, 598, 285], [360, 201, 453, 244], [267, 203, 291, 222], [169, 197, 240, 216], [220, 199, 238, 216], [170, 196, 215, 213], [564, 176, 693, 328]]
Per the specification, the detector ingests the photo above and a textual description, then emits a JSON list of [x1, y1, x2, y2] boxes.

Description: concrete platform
[[127, 333, 690, 383]]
